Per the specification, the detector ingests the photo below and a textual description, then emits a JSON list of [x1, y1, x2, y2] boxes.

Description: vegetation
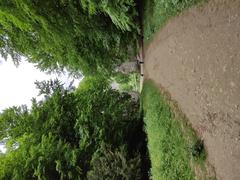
[[0, 77, 148, 179], [0, 0, 214, 179], [141, 81, 208, 180], [0, 0, 139, 74], [113, 73, 140, 92], [143, 0, 201, 41], [0, 1, 148, 179], [87, 145, 141, 180]]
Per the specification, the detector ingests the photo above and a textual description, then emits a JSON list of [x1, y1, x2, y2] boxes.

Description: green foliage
[[113, 73, 140, 92], [0, 78, 145, 179], [143, 0, 201, 41], [75, 76, 141, 156], [0, 0, 139, 74], [190, 139, 205, 159], [87, 145, 141, 180], [142, 81, 195, 180]]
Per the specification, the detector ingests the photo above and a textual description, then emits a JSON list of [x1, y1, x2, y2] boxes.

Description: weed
[[190, 139, 205, 158]]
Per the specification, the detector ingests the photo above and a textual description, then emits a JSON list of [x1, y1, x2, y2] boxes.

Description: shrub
[[87, 145, 141, 180], [190, 139, 205, 158]]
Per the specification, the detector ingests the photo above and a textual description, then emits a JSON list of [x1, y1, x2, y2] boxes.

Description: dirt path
[[144, 0, 240, 179]]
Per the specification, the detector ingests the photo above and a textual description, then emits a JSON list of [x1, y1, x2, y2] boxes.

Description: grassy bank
[[141, 81, 214, 179], [143, 0, 202, 41]]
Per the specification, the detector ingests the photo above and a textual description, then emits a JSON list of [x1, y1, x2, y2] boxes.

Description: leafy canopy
[[0, 0, 139, 74], [0, 77, 143, 179]]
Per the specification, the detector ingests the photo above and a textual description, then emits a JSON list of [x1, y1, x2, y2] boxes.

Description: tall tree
[[0, 77, 143, 179], [0, 0, 139, 74]]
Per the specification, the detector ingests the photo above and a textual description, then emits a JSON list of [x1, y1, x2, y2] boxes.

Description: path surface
[[144, 0, 240, 179]]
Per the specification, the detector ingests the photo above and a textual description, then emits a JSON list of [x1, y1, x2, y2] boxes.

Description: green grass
[[141, 81, 209, 180], [143, 0, 202, 41]]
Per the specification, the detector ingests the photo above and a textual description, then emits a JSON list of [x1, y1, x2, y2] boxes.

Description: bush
[[190, 139, 205, 158], [87, 145, 141, 180], [113, 73, 140, 92]]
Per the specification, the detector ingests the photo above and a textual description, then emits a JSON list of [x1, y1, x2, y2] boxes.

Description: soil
[[144, 0, 240, 179]]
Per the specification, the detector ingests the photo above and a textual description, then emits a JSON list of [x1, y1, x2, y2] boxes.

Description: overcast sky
[[0, 56, 82, 153], [0, 57, 82, 111]]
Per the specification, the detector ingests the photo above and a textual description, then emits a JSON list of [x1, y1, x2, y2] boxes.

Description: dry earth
[[144, 0, 240, 179]]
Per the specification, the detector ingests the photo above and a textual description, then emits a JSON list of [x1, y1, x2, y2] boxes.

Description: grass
[[142, 0, 202, 41], [141, 81, 213, 180]]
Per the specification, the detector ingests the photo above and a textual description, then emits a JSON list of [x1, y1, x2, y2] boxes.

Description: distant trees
[[0, 0, 139, 74], [0, 77, 145, 179]]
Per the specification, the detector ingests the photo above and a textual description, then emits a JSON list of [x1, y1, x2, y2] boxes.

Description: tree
[[0, 77, 144, 179], [0, 0, 139, 74]]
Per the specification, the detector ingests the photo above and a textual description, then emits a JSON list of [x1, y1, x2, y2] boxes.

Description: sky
[[0, 56, 83, 153]]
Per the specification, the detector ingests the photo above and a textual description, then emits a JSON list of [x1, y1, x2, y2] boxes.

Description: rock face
[[115, 61, 139, 74]]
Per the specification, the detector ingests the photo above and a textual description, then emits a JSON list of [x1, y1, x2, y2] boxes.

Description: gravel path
[[144, 1, 240, 179]]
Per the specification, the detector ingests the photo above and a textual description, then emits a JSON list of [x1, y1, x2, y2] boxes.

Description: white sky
[[0, 56, 83, 153]]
